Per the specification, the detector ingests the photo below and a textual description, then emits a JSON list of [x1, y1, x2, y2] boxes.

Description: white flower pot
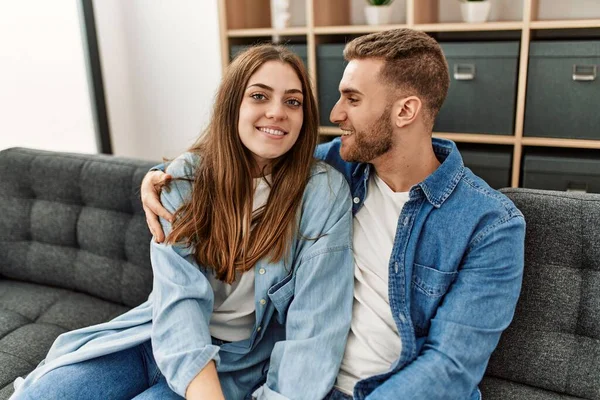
[[460, 1, 492, 23], [364, 5, 393, 26]]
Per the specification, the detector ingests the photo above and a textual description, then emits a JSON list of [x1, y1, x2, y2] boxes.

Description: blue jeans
[[15, 341, 182, 400], [324, 388, 353, 400]]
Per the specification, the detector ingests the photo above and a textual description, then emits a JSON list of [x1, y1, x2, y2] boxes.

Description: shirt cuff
[[252, 383, 291, 400], [168, 344, 221, 397]]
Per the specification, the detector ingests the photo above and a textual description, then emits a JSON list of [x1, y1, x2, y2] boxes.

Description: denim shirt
[[152, 153, 354, 399], [11, 153, 354, 400], [315, 138, 525, 400]]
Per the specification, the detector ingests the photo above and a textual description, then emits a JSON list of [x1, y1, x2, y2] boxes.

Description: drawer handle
[[454, 64, 476, 81], [572, 64, 597, 81]]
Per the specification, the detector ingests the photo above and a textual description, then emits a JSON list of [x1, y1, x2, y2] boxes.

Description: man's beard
[[341, 106, 393, 163]]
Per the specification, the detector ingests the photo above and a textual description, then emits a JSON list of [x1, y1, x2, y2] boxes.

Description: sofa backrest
[[486, 188, 600, 399], [0, 147, 156, 308]]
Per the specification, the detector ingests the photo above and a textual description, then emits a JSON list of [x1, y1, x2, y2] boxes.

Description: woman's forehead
[[247, 61, 302, 92]]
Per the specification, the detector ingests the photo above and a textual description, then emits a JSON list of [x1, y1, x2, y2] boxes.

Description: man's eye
[[251, 93, 267, 100], [348, 98, 358, 104]]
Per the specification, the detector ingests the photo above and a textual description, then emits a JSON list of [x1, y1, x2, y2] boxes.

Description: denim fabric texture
[[11, 154, 354, 400], [324, 389, 353, 400], [13, 341, 182, 400], [315, 137, 525, 400]]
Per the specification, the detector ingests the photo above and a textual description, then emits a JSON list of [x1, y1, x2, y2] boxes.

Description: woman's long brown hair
[[166, 45, 319, 283]]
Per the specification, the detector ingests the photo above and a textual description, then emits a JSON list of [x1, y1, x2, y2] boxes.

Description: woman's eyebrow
[[247, 83, 303, 95]]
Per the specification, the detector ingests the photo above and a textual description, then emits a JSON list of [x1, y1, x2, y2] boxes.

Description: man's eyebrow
[[340, 87, 363, 96], [247, 83, 303, 95]]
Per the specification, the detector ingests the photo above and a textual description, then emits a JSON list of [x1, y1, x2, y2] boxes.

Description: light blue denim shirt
[[11, 153, 354, 400], [151, 153, 354, 399], [315, 137, 525, 400]]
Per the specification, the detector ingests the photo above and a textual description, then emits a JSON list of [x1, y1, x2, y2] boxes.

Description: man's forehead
[[340, 58, 384, 91]]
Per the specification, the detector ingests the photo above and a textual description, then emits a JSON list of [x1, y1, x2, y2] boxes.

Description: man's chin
[[339, 146, 359, 163]]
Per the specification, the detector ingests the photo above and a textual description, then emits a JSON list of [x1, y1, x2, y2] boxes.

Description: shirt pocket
[[267, 273, 296, 325], [411, 263, 458, 336]]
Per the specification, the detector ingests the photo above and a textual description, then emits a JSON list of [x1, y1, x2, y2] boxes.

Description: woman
[[11, 45, 353, 400]]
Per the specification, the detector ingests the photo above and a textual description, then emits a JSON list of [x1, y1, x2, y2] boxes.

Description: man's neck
[[370, 134, 440, 193]]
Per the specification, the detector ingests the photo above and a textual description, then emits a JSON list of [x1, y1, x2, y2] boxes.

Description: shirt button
[[259, 268, 266, 275], [353, 197, 360, 204], [260, 299, 266, 306], [257, 326, 262, 332]]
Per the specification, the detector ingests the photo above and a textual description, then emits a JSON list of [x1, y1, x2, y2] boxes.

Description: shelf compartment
[[522, 147, 600, 193], [524, 40, 600, 140], [225, 0, 271, 29], [313, 0, 350, 27], [532, 0, 600, 22], [409, 0, 438, 25], [411, 0, 523, 26], [434, 41, 520, 136]]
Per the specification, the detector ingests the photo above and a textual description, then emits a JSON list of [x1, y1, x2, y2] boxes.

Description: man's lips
[[339, 127, 353, 136]]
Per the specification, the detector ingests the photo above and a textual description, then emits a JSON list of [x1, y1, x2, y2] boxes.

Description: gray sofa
[[0, 147, 598, 399]]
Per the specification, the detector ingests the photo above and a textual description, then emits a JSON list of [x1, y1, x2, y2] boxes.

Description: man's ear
[[392, 96, 422, 128]]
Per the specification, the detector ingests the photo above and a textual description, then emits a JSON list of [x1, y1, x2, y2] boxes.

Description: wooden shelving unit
[[218, 0, 600, 188]]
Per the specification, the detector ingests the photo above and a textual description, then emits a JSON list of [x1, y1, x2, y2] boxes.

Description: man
[[141, 29, 525, 399]]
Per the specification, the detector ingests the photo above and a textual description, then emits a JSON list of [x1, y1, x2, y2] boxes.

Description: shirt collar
[[417, 138, 464, 208], [360, 138, 464, 208]]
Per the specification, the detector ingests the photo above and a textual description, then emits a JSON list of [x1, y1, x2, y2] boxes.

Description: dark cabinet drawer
[[435, 42, 520, 135]]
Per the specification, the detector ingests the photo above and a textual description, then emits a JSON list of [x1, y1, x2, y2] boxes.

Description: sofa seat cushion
[[481, 377, 584, 400], [484, 189, 600, 400], [0, 279, 129, 396]]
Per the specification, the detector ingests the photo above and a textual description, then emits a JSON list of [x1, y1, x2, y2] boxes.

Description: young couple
[[12, 28, 525, 400]]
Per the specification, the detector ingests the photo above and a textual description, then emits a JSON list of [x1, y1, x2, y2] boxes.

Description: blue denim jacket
[[11, 153, 354, 400], [315, 137, 525, 400]]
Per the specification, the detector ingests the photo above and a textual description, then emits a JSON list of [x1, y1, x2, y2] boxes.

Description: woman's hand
[[185, 361, 226, 400], [141, 170, 173, 242]]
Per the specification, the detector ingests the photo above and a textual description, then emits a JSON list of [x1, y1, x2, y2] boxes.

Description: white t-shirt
[[208, 176, 270, 342], [335, 173, 410, 395]]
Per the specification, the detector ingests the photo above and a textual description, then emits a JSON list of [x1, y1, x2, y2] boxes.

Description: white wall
[[94, 1, 222, 161], [0, 1, 98, 153]]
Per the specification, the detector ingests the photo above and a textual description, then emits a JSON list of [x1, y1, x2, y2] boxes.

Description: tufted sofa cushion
[[0, 147, 155, 398], [482, 189, 600, 400]]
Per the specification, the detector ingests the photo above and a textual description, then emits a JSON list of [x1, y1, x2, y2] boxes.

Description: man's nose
[[330, 98, 345, 124]]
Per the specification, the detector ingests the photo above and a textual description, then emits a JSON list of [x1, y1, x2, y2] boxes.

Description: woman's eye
[[251, 93, 266, 101], [286, 99, 302, 107]]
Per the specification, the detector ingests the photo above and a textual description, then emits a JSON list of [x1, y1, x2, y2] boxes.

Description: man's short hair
[[344, 29, 450, 127]]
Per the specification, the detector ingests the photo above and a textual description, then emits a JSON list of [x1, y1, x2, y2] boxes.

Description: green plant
[[365, 0, 393, 5]]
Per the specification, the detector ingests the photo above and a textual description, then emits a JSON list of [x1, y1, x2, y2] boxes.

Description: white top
[[208, 176, 271, 342], [335, 173, 410, 395]]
